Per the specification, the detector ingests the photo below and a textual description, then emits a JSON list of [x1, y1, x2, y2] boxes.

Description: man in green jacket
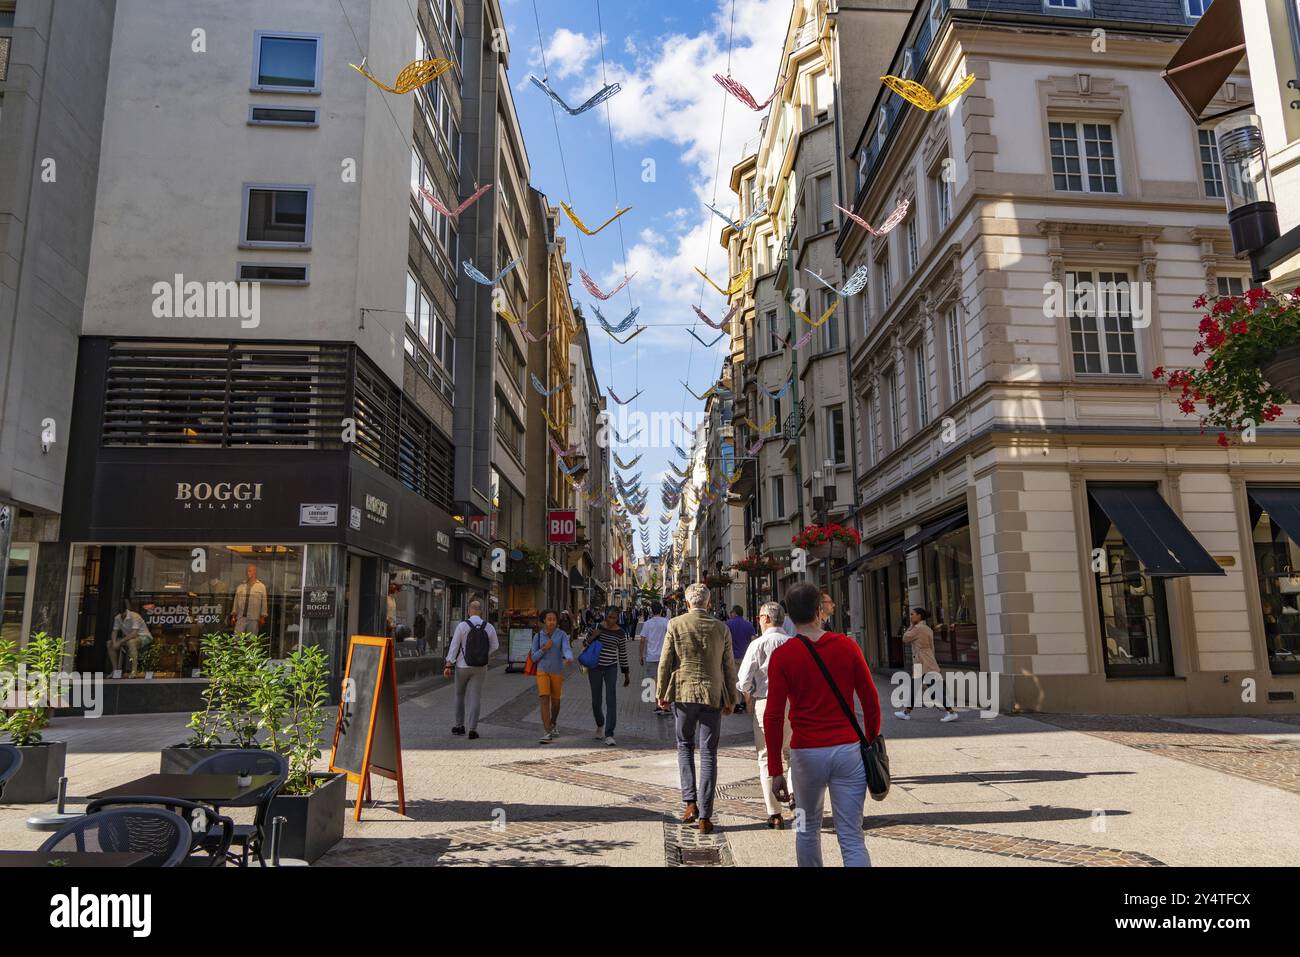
[[656, 582, 737, 833]]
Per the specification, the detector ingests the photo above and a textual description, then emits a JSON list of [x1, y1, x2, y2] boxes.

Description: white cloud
[[541, 28, 603, 79]]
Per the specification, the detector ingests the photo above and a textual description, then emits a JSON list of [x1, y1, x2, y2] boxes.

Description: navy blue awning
[[1088, 485, 1224, 577]]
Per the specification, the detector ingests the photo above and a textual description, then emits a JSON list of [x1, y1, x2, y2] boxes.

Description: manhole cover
[[679, 847, 722, 865]]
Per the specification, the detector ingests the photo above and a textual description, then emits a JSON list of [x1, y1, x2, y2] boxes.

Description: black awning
[[899, 510, 968, 553], [569, 567, 587, 590], [1247, 487, 1300, 545], [1160, 0, 1247, 123], [1088, 485, 1224, 577], [844, 537, 906, 573]]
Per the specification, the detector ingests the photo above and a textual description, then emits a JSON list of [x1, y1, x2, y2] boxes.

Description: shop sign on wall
[[303, 587, 336, 618]]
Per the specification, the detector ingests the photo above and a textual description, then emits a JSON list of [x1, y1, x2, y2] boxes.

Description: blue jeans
[[588, 664, 619, 736], [789, 743, 870, 867], [673, 702, 722, 819]]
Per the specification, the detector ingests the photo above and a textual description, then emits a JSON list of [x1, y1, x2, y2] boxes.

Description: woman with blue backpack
[[581, 607, 630, 746]]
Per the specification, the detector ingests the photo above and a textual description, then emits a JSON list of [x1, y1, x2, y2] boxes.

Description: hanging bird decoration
[[548, 434, 583, 458], [805, 263, 870, 299], [746, 437, 764, 456], [542, 409, 566, 433], [614, 452, 642, 469], [531, 373, 566, 398], [681, 381, 718, 402], [741, 416, 777, 433], [416, 182, 493, 220], [834, 197, 910, 238], [562, 202, 633, 236], [692, 303, 740, 331], [607, 388, 643, 406], [499, 299, 545, 325], [762, 377, 794, 399], [463, 257, 522, 286], [592, 302, 641, 335], [352, 56, 453, 95], [793, 328, 816, 350], [520, 324, 555, 343], [694, 266, 751, 298], [613, 426, 644, 444], [705, 199, 769, 233], [688, 329, 727, 348], [795, 299, 839, 328], [529, 75, 622, 115], [580, 270, 636, 301], [606, 325, 646, 345], [880, 72, 975, 112], [713, 72, 786, 111]]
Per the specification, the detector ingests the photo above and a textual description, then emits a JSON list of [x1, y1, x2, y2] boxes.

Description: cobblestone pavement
[[3, 664, 1298, 866]]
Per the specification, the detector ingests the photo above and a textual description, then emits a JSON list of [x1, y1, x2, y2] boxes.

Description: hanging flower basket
[[1153, 287, 1300, 446], [792, 523, 861, 558], [730, 554, 782, 575], [702, 574, 735, 589]]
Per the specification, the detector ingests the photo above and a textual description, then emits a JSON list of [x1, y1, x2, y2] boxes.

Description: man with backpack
[[445, 598, 498, 740]]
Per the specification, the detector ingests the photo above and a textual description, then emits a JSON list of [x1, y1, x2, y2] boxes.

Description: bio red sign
[[548, 510, 577, 544]]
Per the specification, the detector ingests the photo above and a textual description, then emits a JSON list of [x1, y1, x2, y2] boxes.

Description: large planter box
[[267, 771, 346, 864], [159, 743, 250, 774], [3, 741, 67, 804]]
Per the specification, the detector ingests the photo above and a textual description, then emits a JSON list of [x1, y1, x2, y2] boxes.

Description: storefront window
[[921, 525, 978, 666], [1088, 523, 1174, 678], [67, 544, 305, 679], [386, 566, 446, 657], [1248, 492, 1300, 674], [3, 546, 32, 645]]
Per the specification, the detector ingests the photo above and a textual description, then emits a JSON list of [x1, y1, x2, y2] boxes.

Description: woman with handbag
[[767, 581, 883, 867], [895, 608, 958, 722], [581, 607, 630, 746], [529, 610, 573, 744]]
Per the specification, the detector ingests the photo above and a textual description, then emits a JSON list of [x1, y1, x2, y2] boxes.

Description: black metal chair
[[85, 796, 235, 867], [40, 808, 190, 867], [188, 749, 288, 867], [0, 745, 22, 803]]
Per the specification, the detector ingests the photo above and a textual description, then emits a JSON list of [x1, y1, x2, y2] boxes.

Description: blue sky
[[501, 0, 790, 557]]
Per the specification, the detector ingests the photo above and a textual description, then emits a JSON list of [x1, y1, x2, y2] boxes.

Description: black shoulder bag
[[795, 635, 890, 801]]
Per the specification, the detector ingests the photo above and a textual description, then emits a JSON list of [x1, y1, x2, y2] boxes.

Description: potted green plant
[[138, 641, 161, 681], [1153, 287, 1300, 445], [0, 633, 70, 803], [160, 631, 265, 773], [264, 645, 346, 862]]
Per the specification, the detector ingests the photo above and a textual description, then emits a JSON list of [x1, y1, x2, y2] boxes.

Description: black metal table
[[87, 773, 278, 804]]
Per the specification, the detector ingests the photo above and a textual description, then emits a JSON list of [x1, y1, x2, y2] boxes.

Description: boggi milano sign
[[175, 481, 265, 510]]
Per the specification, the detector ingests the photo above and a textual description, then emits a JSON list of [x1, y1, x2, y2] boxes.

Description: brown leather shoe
[[768, 814, 785, 830], [681, 803, 699, 824], [698, 818, 714, 834]]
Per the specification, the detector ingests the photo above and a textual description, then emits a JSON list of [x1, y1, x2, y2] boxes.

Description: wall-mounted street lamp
[[1216, 114, 1300, 285]]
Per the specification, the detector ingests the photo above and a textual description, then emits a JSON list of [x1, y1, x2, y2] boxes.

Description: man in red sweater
[[766, 581, 881, 867]]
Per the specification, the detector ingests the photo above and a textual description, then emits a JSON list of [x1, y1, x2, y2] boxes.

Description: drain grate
[[679, 846, 723, 865], [662, 822, 735, 866]]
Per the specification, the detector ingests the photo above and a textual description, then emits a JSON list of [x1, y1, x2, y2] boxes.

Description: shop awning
[[1160, 0, 1247, 123], [569, 567, 587, 590], [1088, 486, 1224, 577], [1247, 487, 1300, 545], [844, 537, 906, 573], [899, 510, 967, 553]]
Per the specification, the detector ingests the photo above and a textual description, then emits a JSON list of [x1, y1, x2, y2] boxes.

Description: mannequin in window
[[109, 600, 150, 677], [230, 563, 268, 635]]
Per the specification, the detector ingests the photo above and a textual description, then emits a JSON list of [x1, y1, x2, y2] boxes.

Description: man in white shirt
[[444, 599, 499, 740], [737, 601, 795, 828], [230, 564, 269, 635], [638, 602, 671, 717]]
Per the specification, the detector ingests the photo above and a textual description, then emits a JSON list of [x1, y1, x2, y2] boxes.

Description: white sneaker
[[539, 732, 552, 744], [941, 712, 959, 722], [894, 710, 911, 720], [604, 736, 616, 747]]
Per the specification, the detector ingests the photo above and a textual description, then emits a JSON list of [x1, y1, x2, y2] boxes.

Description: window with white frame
[[863, 390, 878, 467], [242, 185, 312, 247], [821, 289, 840, 352], [816, 175, 833, 230], [1044, 0, 1088, 10], [766, 308, 780, 353], [1198, 128, 1224, 199], [906, 217, 919, 274], [933, 158, 953, 231], [406, 271, 455, 382], [1184, 0, 1210, 17], [1067, 269, 1139, 375], [827, 406, 847, 465], [1217, 275, 1245, 298], [885, 368, 901, 449], [252, 33, 322, 93], [1049, 120, 1119, 193], [912, 341, 931, 429], [945, 306, 965, 402], [877, 247, 892, 310], [770, 476, 786, 518]]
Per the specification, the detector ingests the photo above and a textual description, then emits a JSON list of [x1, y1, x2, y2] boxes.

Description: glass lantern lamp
[[1216, 113, 1280, 258]]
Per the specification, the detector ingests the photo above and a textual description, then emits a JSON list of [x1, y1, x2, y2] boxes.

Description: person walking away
[[445, 599, 498, 739], [767, 581, 881, 867], [656, 583, 737, 834], [586, 608, 630, 746], [531, 609, 573, 744], [638, 602, 671, 716], [737, 601, 795, 828], [725, 606, 757, 714], [895, 607, 957, 721]]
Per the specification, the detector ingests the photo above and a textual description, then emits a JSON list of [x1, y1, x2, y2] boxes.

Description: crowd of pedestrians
[[432, 579, 963, 867]]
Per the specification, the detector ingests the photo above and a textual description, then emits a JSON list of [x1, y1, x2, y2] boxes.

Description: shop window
[[1247, 487, 1300, 674], [1087, 486, 1175, 677], [920, 521, 978, 666], [3, 545, 32, 646]]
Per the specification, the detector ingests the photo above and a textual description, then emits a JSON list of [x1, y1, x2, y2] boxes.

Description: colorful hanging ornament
[[562, 202, 633, 236], [530, 373, 566, 398], [705, 199, 769, 233], [805, 263, 869, 298], [795, 299, 839, 328], [834, 197, 910, 238], [713, 72, 786, 111], [352, 57, 452, 94], [529, 75, 622, 115], [746, 437, 764, 456], [417, 182, 493, 220], [580, 270, 636, 301], [692, 303, 740, 331], [688, 329, 727, 348], [463, 257, 522, 286], [741, 416, 777, 433], [762, 376, 794, 399], [694, 266, 751, 298], [499, 299, 545, 326], [614, 453, 642, 469], [607, 388, 643, 405], [548, 434, 583, 458], [880, 72, 975, 112], [519, 324, 555, 343], [592, 302, 641, 335], [606, 325, 646, 345]]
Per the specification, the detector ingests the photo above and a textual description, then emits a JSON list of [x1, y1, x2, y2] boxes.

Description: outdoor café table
[[0, 851, 150, 867], [87, 773, 278, 806]]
